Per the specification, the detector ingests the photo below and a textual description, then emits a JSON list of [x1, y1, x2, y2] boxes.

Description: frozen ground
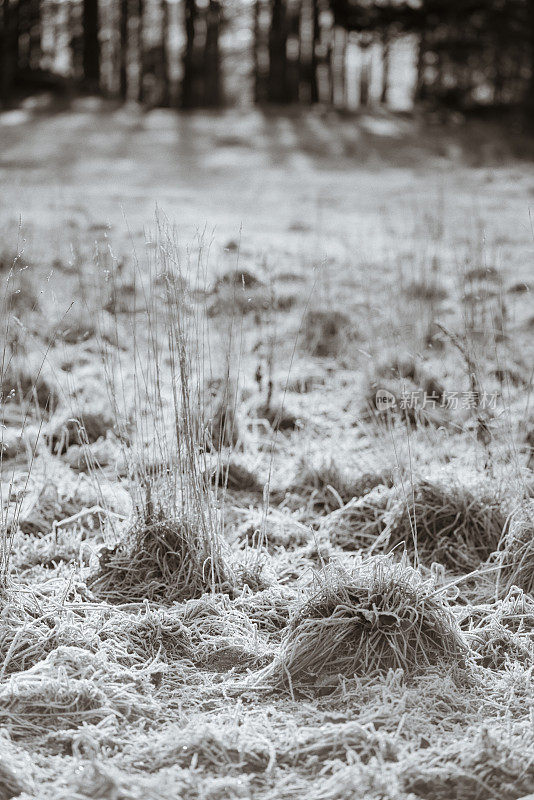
[[1, 103, 534, 799]]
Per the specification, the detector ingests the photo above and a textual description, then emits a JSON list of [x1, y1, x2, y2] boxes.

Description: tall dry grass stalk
[[0, 245, 55, 592], [90, 218, 240, 601]]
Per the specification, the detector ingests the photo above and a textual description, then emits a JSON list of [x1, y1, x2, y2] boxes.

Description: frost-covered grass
[[0, 107, 534, 799]]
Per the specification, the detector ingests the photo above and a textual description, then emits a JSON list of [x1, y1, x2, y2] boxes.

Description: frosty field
[[1, 104, 534, 800]]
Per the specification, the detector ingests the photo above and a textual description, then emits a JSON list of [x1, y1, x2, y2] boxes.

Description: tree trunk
[[0, 0, 12, 106], [253, 0, 262, 103], [525, 0, 534, 127], [181, 0, 196, 108], [310, 0, 319, 103], [18, 0, 40, 72], [82, 0, 100, 89], [119, 0, 128, 100], [203, 0, 221, 106], [268, 0, 289, 103], [0, 0, 19, 106], [17, 0, 31, 72], [29, 0, 40, 69], [415, 30, 427, 102], [286, 1, 300, 102], [137, 0, 144, 102], [380, 31, 390, 105], [160, 0, 170, 106], [359, 40, 371, 107]]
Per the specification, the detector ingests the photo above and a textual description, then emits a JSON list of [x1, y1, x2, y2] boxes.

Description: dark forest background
[[2, 0, 534, 120]]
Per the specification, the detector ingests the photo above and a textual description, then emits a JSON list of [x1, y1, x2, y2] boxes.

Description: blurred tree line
[[1, 0, 534, 118]]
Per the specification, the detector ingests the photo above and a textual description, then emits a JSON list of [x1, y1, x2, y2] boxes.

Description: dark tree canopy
[[0, 0, 533, 121]]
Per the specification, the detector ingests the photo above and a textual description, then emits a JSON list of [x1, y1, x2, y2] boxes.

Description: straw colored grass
[[262, 556, 467, 691]]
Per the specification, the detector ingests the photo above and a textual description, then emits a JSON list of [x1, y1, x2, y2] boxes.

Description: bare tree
[[381, 29, 390, 104], [82, 0, 100, 89], [137, 0, 145, 103], [1, 0, 19, 106], [181, 0, 197, 108], [119, 0, 129, 100], [204, 0, 221, 106], [160, 0, 170, 106], [268, 0, 289, 103]]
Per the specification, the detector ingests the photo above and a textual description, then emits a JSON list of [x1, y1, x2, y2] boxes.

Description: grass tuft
[[88, 515, 235, 604], [302, 308, 355, 358], [261, 556, 467, 691], [383, 479, 507, 571], [495, 502, 534, 596], [290, 460, 393, 516], [320, 485, 395, 550]]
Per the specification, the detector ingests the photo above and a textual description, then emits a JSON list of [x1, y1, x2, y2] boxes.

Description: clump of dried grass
[[126, 721, 272, 774], [204, 377, 240, 452], [319, 486, 395, 551], [261, 556, 466, 691], [494, 502, 534, 596], [496, 585, 534, 632], [364, 378, 448, 428], [2, 598, 195, 679], [46, 408, 116, 455], [89, 224, 241, 612], [99, 608, 194, 666], [209, 456, 262, 494], [0, 646, 159, 739], [404, 279, 448, 302], [17, 481, 85, 536], [281, 720, 399, 768], [0, 601, 71, 676], [88, 514, 235, 604], [233, 586, 298, 634], [402, 728, 534, 800], [1, 365, 57, 412], [178, 594, 272, 671], [237, 506, 311, 552], [289, 460, 392, 515], [214, 269, 263, 290], [469, 620, 532, 669], [256, 401, 299, 433], [302, 308, 355, 358], [383, 479, 507, 571]]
